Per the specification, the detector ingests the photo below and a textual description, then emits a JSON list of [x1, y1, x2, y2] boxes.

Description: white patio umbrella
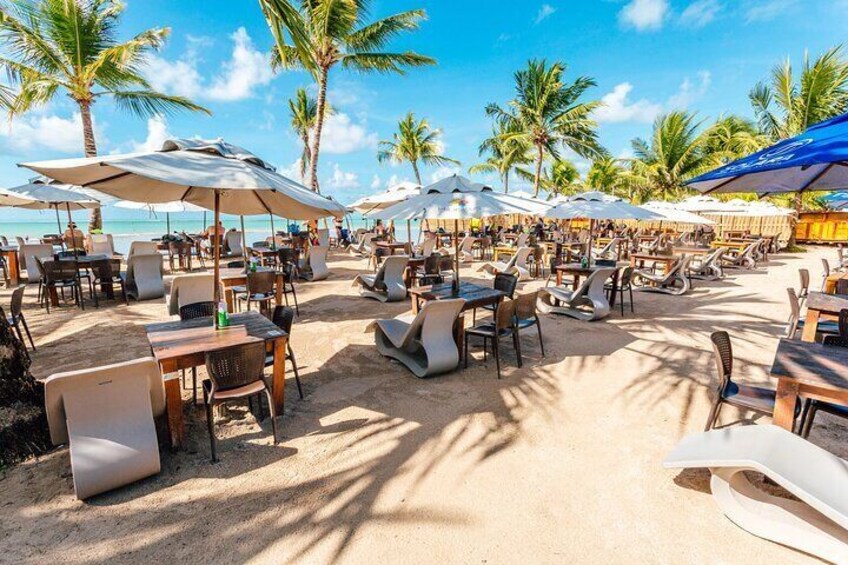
[[6, 178, 100, 255], [640, 201, 715, 225], [23, 138, 345, 326], [114, 199, 206, 233], [350, 181, 422, 241], [369, 174, 548, 283]]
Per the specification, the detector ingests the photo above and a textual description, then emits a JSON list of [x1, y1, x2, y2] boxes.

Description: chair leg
[[629, 286, 634, 313], [205, 397, 218, 462], [535, 317, 545, 357], [264, 387, 279, 444], [513, 330, 523, 368], [493, 336, 501, 379], [20, 315, 35, 351], [192, 367, 198, 405], [802, 402, 819, 439], [704, 397, 723, 431], [288, 345, 303, 399]]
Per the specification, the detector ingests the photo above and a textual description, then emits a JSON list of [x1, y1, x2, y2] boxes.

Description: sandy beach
[[0, 246, 841, 564]]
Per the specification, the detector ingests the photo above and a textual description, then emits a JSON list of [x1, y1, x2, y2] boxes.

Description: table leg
[[225, 288, 235, 313], [801, 309, 820, 343], [163, 373, 184, 449], [773, 378, 800, 431], [454, 313, 465, 364], [275, 273, 284, 306], [272, 336, 287, 415], [412, 296, 421, 314], [608, 270, 619, 308], [7, 251, 19, 286], [49, 287, 59, 307], [572, 274, 580, 291], [556, 269, 563, 286]]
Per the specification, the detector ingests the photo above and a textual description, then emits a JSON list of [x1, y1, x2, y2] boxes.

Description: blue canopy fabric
[[823, 192, 848, 209], [687, 113, 848, 195]]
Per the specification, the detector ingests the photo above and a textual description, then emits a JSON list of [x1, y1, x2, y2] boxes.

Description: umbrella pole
[[66, 203, 78, 259], [214, 190, 221, 329], [167, 212, 171, 234], [454, 219, 460, 287], [240, 215, 249, 269], [588, 218, 594, 266], [55, 206, 62, 239], [269, 214, 276, 245], [407, 220, 412, 249]]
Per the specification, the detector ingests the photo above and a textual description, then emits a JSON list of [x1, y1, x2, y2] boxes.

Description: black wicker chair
[[90, 258, 128, 307], [7, 285, 34, 353], [513, 290, 544, 361], [235, 270, 276, 315], [474, 272, 517, 324], [605, 266, 635, 316], [203, 341, 278, 462], [264, 305, 303, 399], [41, 259, 83, 312], [179, 301, 217, 404]]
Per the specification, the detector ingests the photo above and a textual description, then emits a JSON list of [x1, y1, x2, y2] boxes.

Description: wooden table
[[629, 253, 677, 273], [801, 292, 848, 343], [770, 338, 848, 430], [374, 241, 410, 255], [249, 246, 279, 266], [1, 246, 20, 286], [404, 256, 426, 287], [672, 246, 710, 256], [219, 267, 285, 313], [555, 263, 621, 307], [492, 245, 518, 261], [146, 311, 288, 448], [710, 240, 748, 252], [408, 281, 505, 314]]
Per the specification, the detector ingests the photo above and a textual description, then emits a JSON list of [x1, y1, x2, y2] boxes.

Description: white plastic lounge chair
[[516, 233, 529, 248], [721, 241, 758, 270], [168, 273, 222, 316], [478, 246, 533, 281], [316, 228, 330, 247], [688, 248, 725, 280], [224, 231, 243, 257], [128, 241, 159, 257], [664, 425, 848, 564], [457, 236, 476, 263], [415, 237, 437, 258], [124, 253, 165, 301], [634, 255, 693, 296], [592, 237, 622, 260], [89, 233, 119, 257], [537, 267, 615, 321], [44, 357, 166, 500], [374, 298, 465, 378], [20, 243, 53, 282], [349, 232, 376, 256], [352, 255, 409, 302], [299, 245, 329, 281]]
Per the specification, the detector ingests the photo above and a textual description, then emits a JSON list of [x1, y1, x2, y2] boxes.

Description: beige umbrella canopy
[[22, 139, 346, 326]]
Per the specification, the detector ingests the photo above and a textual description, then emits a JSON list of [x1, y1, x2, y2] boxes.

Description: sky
[[0, 0, 847, 222]]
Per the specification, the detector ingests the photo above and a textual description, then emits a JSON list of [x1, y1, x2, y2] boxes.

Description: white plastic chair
[[299, 245, 329, 281], [352, 255, 409, 302], [537, 267, 615, 321], [124, 253, 165, 301]]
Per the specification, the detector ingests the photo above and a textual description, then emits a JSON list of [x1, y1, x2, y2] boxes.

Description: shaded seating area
[[537, 267, 615, 321]]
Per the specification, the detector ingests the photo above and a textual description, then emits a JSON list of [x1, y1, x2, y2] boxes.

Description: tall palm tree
[[749, 46, 848, 244], [486, 59, 603, 198], [469, 120, 531, 193], [377, 112, 459, 185], [586, 157, 627, 198], [287, 87, 325, 183], [0, 0, 209, 229], [260, 0, 435, 192], [516, 158, 582, 198]]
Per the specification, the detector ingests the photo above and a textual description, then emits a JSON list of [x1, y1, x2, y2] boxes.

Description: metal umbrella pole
[[213, 190, 221, 329], [65, 202, 78, 259], [166, 212, 171, 234], [240, 215, 249, 269], [54, 205, 62, 238]]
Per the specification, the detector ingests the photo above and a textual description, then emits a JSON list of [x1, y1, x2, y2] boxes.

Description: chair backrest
[[225, 231, 243, 255], [704, 247, 725, 265], [516, 233, 529, 248], [417, 298, 465, 347], [423, 253, 441, 275], [573, 267, 615, 298], [277, 247, 296, 265], [317, 229, 330, 247], [247, 270, 276, 295], [9, 285, 24, 318], [787, 287, 801, 320], [438, 254, 454, 272], [421, 238, 436, 257], [127, 253, 164, 288], [839, 309, 848, 341], [44, 259, 79, 283], [710, 331, 733, 389], [179, 301, 216, 320], [837, 279, 848, 296], [204, 340, 267, 392], [495, 298, 517, 331], [665, 255, 691, 280], [513, 246, 532, 269], [799, 268, 810, 294], [618, 265, 634, 287], [381, 255, 409, 284], [44, 357, 165, 445], [513, 290, 539, 320], [822, 257, 832, 279], [494, 272, 518, 298], [272, 305, 296, 334], [21, 244, 54, 280], [459, 236, 475, 253], [129, 241, 159, 257]]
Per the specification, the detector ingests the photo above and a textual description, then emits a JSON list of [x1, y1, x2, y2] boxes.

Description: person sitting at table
[[203, 220, 225, 239], [63, 222, 84, 249], [374, 220, 387, 237]]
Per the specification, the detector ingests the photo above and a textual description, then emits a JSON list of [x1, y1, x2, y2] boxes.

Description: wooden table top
[[672, 246, 711, 254], [556, 262, 623, 275], [408, 281, 505, 310], [146, 311, 286, 362], [219, 266, 277, 281], [630, 253, 676, 262], [806, 291, 848, 314], [0, 246, 18, 252], [770, 339, 848, 389], [56, 254, 111, 265]]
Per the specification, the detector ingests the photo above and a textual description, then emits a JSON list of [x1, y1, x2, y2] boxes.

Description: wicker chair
[[90, 259, 128, 307], [235, 270, 276, 315], [264, 305, 303, 399], [465, 298, 518, 379], [7, 285, 34, 352], [41, 259, 83, 312], [786, 287, 840, 339], [605, 266, 635, 316], [168, 241, 193, 272], [203, 341, 278, 462], [513, 290, 544, 360], [179, 301, 216, 404], [703, 331, 799, 431], [417, 254, 443, 286], [279, 263, 299, 314], [474, 272, 517, 324]]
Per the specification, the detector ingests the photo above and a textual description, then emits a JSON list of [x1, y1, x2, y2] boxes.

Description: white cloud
[[667, 71, 712, 109], [680, 0, 722, 27], [370, 174, 382, 189], [594, 83, 662, 124], [745, 0, 797, 23], [316, 112, 377, 154], [386, 174, 414, 188], [429, 166, 461, 184], [534, 4, 556, 24], [326, 164, 359, 189], [279, 158, 307, 183], [619, 0, 669, 31], [145, 27, 273, 102], [129, 115, 171, 153], [0, 112, 99, 154]]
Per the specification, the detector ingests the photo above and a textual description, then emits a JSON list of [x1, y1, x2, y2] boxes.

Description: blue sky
[[1, 0, 847, 221]]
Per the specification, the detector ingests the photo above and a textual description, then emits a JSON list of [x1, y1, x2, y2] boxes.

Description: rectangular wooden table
[[629, 253, 677, 273], [146, 311, 288, 448], [408, 281, 505, 314], [770, 338, 848, 430], [374, 241, 410, 255], [801, 292, 848, 343], [1, 246, 20, 286], [219, 267, 285, 313]]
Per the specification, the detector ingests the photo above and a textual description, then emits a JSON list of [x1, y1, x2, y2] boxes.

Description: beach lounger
[[19, 243, 53, 282], [478, 246, 533, 281], [168, 273, 222, 316], [352, 255, 409, 302], [688, 248, 725, 280], [663, 425, 848, 563], [224, 231, 243, 258], [415, 237, 437, 258], [634, 255, 693, 295], [537, 267, 615, 321], [128, 241, 159, 257], [124, 253, 165, 301], [457, 236, 476, 263], [720, 241, 758, 270], [299, 245, 329, 281], [374, 298, 465, 378], [349, 232, 376, 257], [44, 358, 166, 499], [316, 229, 330, 247], [592, 237, 622, 260]]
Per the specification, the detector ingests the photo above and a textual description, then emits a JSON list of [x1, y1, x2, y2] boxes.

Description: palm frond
[[108, 90, 210, 117]]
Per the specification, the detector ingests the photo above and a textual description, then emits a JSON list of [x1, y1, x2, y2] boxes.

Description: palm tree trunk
[[411, 161, 422, 185], [309, 65, 330, 193], [78, 99, 102, 230], [533, 146, 544, 198], [788, 192, 803, 248], [503, 171, 510, 194], [300, 135, 310, 184]]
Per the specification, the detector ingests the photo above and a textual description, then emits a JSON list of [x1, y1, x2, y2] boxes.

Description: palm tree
[[704, 115, 769, 160], [486, 59, 603, 198], [376, 112, 459, 185], [516, 158, 582, 198], [749, 46, 848, 244], [586, 157, 627, 198], [287, 87, 326, 183], [468, 120, 531, 193], [0, 0, 209, 229], [260, 0, 435, 192], [628, 111, 718, 201]]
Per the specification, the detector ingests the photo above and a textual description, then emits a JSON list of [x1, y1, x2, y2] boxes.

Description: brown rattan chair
[[703, 331, 799, 431], [605, 265, 635, 316], [473, 272, 517, 324], [203, 341, 278, 462], [41, 259, 83, 312], [798, 268, 810, 305], [417, 253, 443, 286], [837, 278, 848, 296], [91, 258, 128, 307], [280, 263, 299, 315], [7, 285, 34, 352], [265, 305, 303, 399], [235, 270, 276, 315], [513, 290, 544, 361], [179, 301, 217, 404], [465, 298, 518, 379]]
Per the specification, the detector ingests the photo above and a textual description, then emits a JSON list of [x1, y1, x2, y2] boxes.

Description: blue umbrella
[[823, 192, 848, 209], [687, 113, 848, 195]]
